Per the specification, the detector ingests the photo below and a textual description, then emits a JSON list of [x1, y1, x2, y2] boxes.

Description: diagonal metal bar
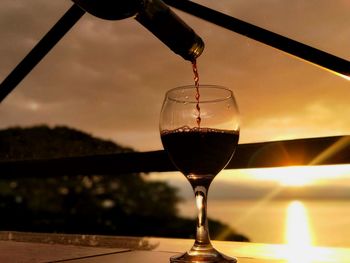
[[0, 4, 85, 102], [164, 0, 350, 78]]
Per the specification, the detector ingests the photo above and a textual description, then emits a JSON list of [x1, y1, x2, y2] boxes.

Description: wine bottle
[[71, 0, 204, 61]]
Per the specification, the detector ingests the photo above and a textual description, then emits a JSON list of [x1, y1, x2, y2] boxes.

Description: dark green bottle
[[72, 0, 204, 61]]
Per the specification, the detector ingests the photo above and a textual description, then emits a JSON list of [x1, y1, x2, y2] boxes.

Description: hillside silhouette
[[0, 125, 130, 160], [0, 125, 249, 242]]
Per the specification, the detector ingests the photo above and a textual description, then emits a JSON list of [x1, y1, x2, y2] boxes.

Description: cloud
[[241, 98, 350, 143], [0, 0, 349, 151]]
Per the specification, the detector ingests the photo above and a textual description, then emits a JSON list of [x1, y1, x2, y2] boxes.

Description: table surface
[[1, 231, 350, 263]]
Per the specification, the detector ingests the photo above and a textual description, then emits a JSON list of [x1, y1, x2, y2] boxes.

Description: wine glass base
[[170, 250, 237, 263]]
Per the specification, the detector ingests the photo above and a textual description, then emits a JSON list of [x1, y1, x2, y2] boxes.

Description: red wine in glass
[[161, 127, 239, 185]]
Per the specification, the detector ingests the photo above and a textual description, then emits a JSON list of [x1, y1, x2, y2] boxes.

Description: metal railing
[[1, 136, 349, 178]]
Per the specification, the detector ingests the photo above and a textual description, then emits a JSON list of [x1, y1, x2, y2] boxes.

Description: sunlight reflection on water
[[285, 200, 313, 246], [284, 200, 314, 263]]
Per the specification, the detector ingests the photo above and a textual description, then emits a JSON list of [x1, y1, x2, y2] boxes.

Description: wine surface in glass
[[161, 126, 239, 180]]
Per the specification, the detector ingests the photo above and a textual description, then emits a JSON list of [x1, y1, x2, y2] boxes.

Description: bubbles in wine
[[161, 126, 238, 135]]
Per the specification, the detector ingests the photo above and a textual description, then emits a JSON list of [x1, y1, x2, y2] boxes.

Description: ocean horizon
[[178, 198, 350, 248]]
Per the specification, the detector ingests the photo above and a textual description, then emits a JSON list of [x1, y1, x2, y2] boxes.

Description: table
[[1, 231, 350, 262]]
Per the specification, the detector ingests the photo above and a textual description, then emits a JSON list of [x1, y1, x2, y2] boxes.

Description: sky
[[1, 0, 350, 196], [0, 0, 349, 152]]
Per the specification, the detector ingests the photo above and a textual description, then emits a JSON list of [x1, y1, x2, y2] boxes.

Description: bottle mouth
[[172, 34, 205, 61], [188, 35, 205, 61]]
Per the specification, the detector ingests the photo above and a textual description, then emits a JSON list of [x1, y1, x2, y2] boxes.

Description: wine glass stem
[[194, 185, 212, 247]]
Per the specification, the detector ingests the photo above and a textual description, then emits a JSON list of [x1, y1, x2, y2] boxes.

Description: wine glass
[[159, 85, 240, 263]]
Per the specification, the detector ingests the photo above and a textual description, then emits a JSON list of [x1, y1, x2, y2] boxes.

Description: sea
[[178, 199, 350, 248]]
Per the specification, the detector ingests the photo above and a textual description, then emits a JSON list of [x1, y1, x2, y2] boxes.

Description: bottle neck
[[136, 0, 204, 61]]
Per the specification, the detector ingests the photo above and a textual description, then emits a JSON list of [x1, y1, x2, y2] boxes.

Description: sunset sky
[[1, 0, 349, 152], [1, 0, 350, 191]]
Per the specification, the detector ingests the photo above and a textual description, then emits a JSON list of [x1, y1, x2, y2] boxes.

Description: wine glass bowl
[[160, 85, 240, 263]]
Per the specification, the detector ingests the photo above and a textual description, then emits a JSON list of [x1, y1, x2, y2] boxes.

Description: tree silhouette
[[0, 125, 248, 241]]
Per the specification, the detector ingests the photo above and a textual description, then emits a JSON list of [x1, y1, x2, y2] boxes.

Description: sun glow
[[244, 164, 350, 187]]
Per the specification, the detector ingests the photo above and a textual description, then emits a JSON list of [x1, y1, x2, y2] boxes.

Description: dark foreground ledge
[[1, 136, 349, 178], [1, 231, 350, 262]]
